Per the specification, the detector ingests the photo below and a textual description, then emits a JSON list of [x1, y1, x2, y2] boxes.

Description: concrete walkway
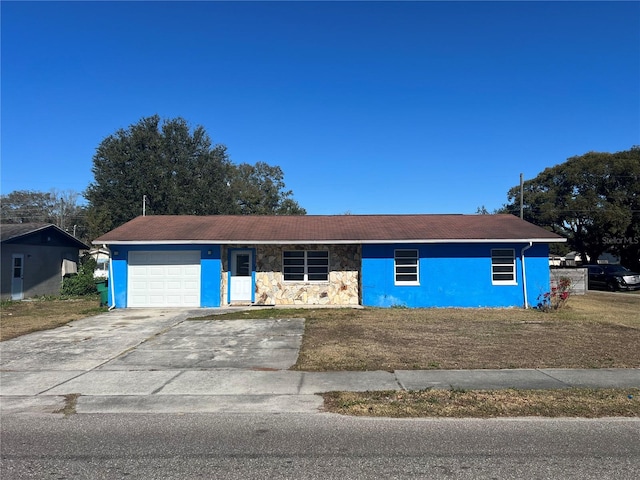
[[1, 308, 638, 415]]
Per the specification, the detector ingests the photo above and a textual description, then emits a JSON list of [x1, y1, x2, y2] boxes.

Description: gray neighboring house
[[1, 223, 90, 300]]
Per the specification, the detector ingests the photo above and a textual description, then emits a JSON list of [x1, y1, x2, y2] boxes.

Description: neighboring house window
[[491, 249, 516, 284], [283, 250, 329, 282], [395, 249, 419, 285]]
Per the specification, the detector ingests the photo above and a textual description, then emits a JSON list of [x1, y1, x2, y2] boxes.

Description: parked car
[[587, 265, 640, 291]]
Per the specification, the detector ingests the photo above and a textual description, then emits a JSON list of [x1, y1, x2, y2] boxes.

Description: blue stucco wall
[[361, 243, 550, 308], [107, 244, 221, 308]]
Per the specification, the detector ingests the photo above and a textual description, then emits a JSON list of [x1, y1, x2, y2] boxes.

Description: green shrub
[[62, 256, 99, 296]]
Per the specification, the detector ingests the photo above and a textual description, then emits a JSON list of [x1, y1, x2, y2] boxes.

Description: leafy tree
[[230, 162, 306, 215], [502, 147, 640, 270], [85, 115, 305, 238], [1, 190, 56, 223], [1, 189, 88, 241]]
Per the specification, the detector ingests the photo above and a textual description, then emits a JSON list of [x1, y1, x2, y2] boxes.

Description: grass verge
[[323, 388, 640, 418], [0, 296, 106, 341], [53, 393, 81, 417]]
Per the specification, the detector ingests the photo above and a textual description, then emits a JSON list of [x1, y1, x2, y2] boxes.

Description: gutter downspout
[[106, 245, 116, 311], [521, 242, 533, 309]]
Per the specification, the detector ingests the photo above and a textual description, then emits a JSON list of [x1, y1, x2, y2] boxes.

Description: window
[[234, 253, 251, 277], [491, 249, 516, 284], [13, 256, 22, 278], [283, 250, 329, 282], [395, 249, 419, 285]]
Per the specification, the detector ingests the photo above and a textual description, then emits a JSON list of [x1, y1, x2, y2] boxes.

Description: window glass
[[395, 249, 419, 284], [283, 250, 329, 281], [491, 249, 515, 283], [235, 254, 250, 276]]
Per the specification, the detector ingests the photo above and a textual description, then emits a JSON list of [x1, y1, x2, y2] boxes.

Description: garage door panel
[[129, 295, 147, 305], [166, 267, 182, 276], [149, 281, 165, 290], [128, 251, 201, 307]]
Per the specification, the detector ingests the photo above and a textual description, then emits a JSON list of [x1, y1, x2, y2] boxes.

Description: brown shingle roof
[[1, 223, 90, 249], [93, 215, 565, 244], [1, 223, 51, 242]]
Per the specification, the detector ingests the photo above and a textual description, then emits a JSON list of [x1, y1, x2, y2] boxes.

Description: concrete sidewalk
[[2, 368, 638, 415], [1, 308, 638, 415]]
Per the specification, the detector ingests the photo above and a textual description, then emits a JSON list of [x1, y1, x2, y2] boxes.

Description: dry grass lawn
[[323, 388, 640, 418], [301, 293, 640, 371], [0, 297, 105, 341], [211, 293, 640, 371]]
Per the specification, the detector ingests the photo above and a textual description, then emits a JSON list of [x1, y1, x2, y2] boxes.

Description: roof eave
[[1, 224, 51, 243], [94, 237, 566, 246], [3, 224, 90, 249]]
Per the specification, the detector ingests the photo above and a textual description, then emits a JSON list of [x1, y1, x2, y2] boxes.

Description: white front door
[[230, 250, 253, 303], [11, 254, 24, 300]]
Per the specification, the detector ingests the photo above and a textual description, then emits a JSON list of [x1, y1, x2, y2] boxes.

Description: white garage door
[[128, 251, 201, 307]]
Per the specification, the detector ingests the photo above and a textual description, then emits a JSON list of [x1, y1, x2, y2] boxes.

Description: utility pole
[[519, 173, 524, 220], [143, 195, 147, 216], [59, 197, 65, 230]]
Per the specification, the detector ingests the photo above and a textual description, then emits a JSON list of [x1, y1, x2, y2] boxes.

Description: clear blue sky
[[2, 1, 639, 215]]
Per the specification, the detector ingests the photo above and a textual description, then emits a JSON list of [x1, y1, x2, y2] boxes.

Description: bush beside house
[[62, 256, 98, 296]]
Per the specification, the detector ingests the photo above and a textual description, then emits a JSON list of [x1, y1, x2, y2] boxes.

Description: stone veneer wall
[[221, 244, 361, 306]]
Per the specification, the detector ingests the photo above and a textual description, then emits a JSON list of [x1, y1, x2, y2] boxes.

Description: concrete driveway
[[1, 308, 304, 372], [0, 308, 326, 414]]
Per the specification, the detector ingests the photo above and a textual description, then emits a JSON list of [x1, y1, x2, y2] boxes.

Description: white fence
[[550, 268, 587, 295]]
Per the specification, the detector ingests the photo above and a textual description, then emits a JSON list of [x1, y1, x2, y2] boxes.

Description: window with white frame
[[394, 249, 419, 285], [491, 248, 516, 284], [283, 250, 329, 282]]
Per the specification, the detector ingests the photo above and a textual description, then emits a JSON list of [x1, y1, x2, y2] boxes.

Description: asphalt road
[[2, 414, 639, 479]]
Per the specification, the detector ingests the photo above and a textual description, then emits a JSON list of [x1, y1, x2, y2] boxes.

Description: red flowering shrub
[[537, 277, 572, 312]]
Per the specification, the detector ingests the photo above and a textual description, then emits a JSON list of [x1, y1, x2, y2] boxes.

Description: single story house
[[1, 223, 90, 300], [93, 214, 565, 309]]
